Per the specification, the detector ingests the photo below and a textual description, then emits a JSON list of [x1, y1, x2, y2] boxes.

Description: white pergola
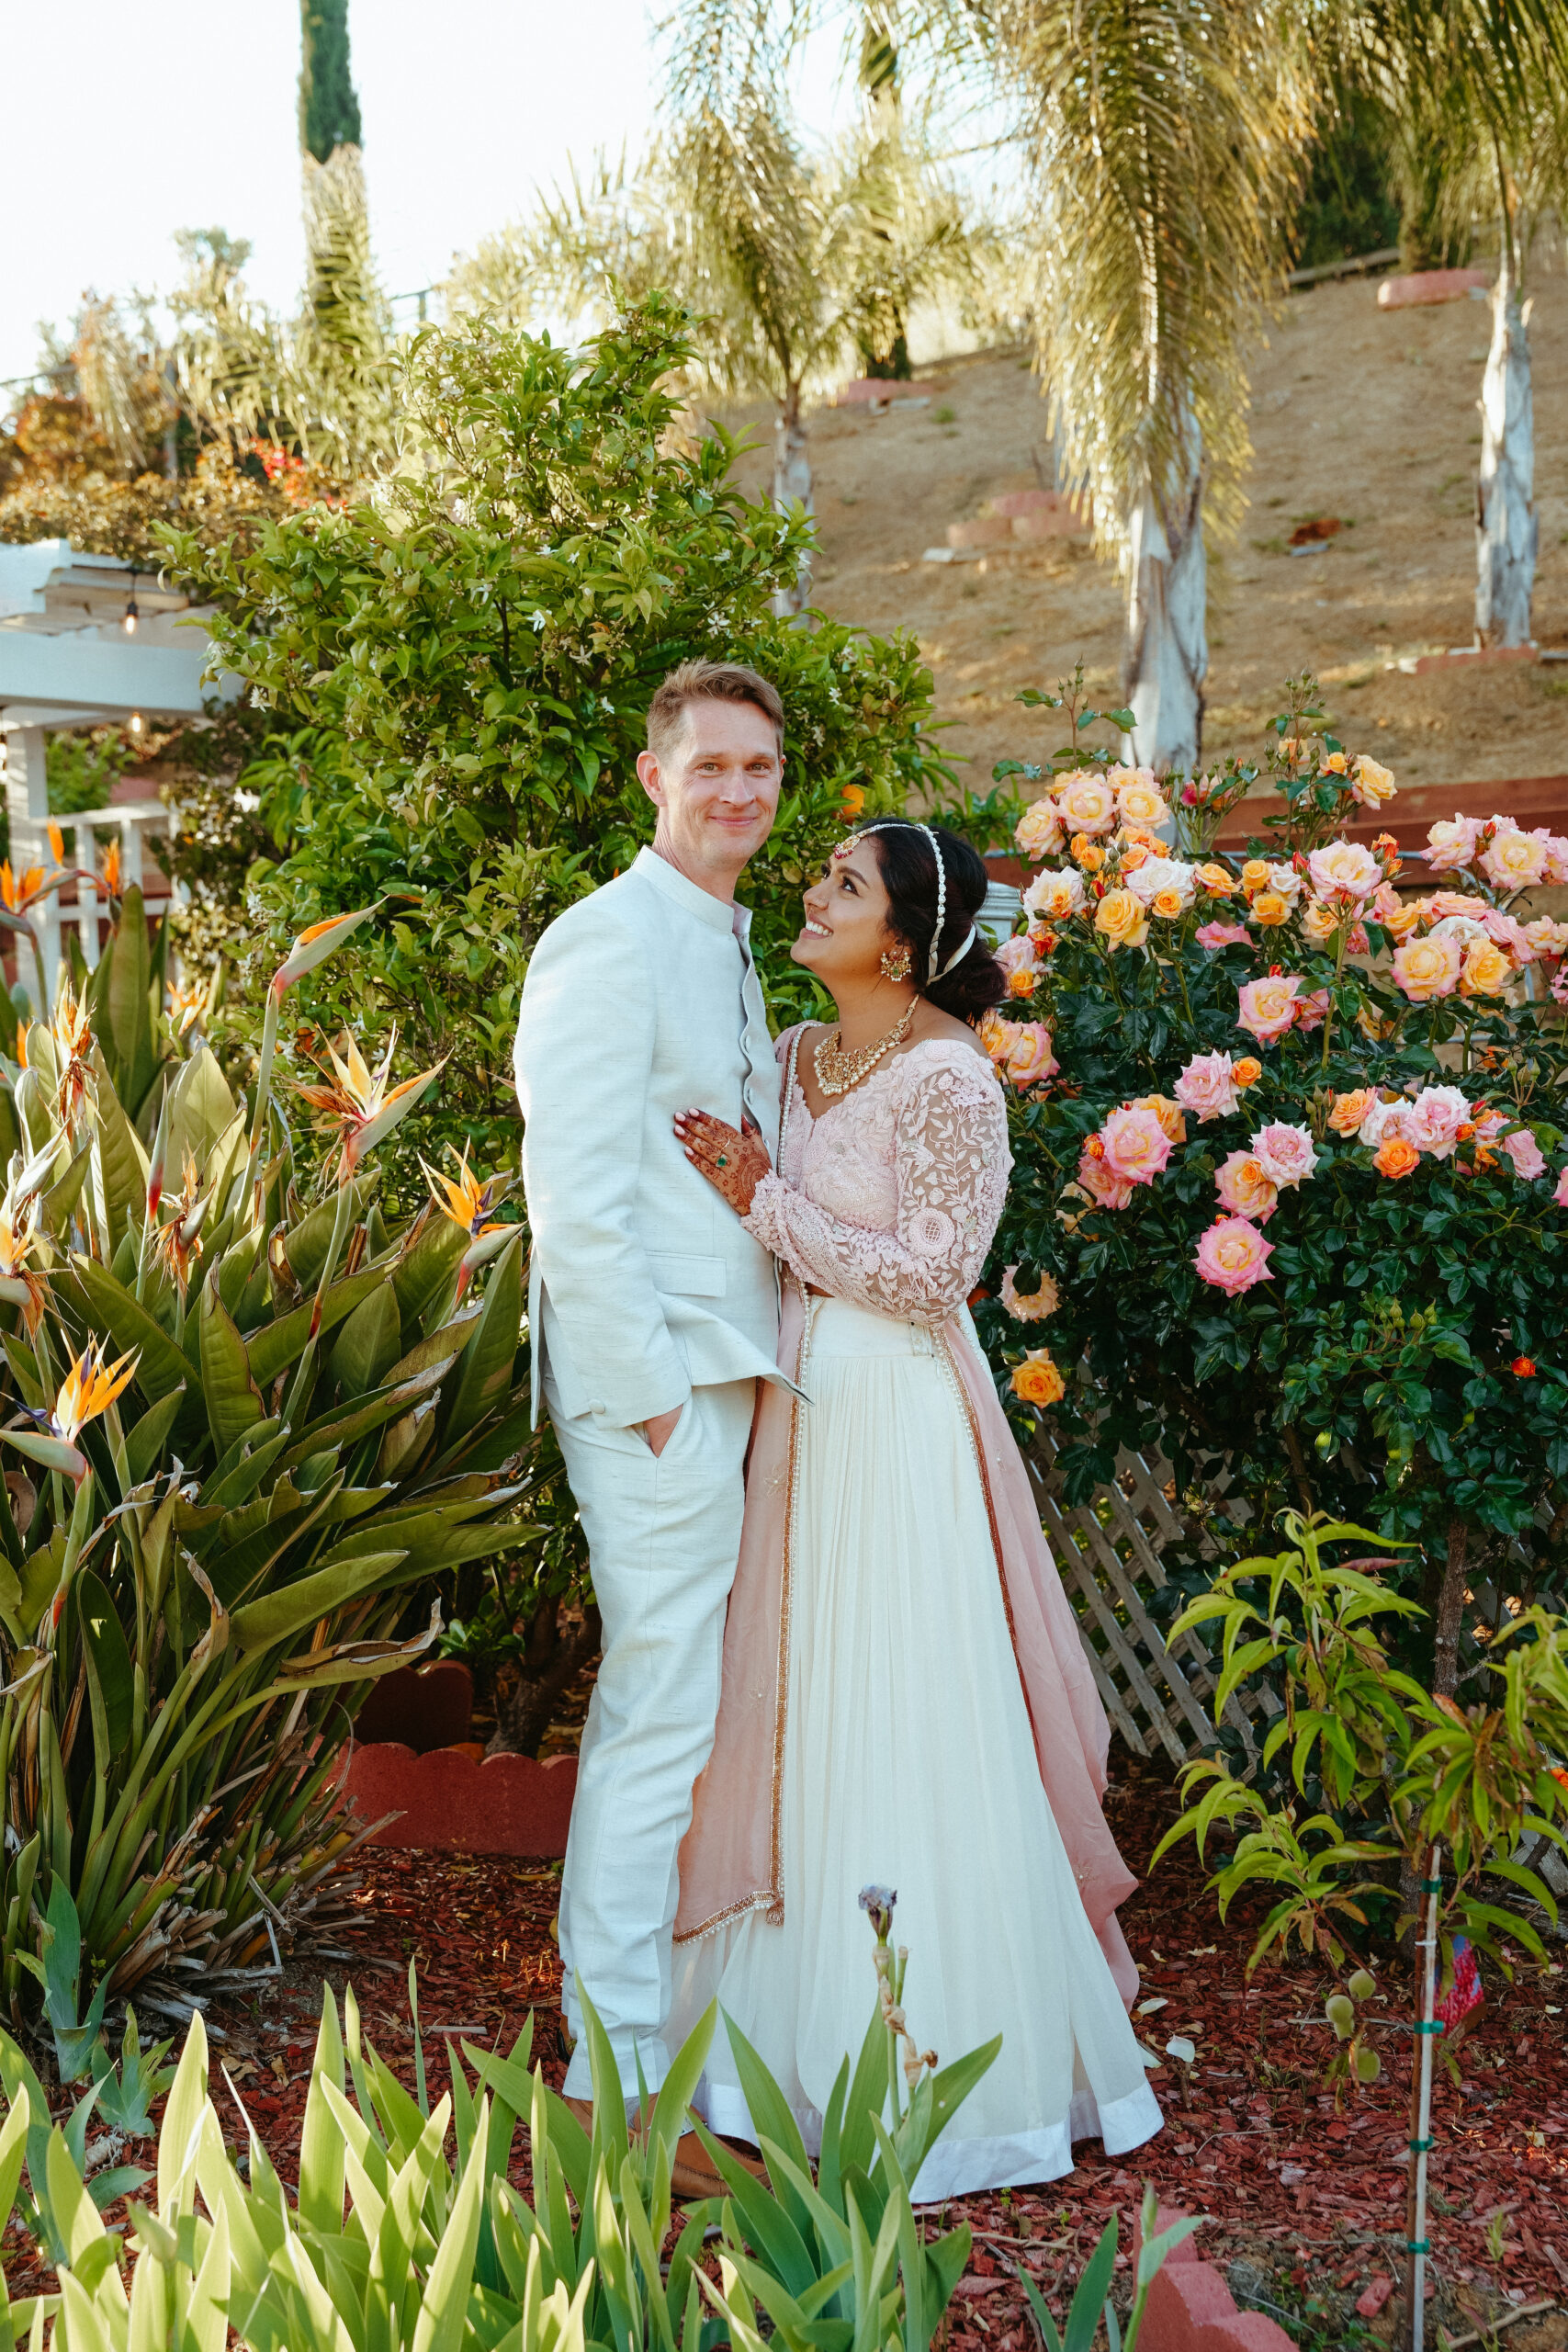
[[0, 542, 239, 1009]]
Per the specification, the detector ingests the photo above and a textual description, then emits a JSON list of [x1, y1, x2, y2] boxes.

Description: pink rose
[[1393, 933, 1463, 1002], [1001, 1264, 1061, 1322], [1307, 841, 1382, 900], [1503, 1126, 1547, 1182], [1292, 989, 1331, 1035], [1422, 816, 1483, 871], [1556, 1167, 1568, 1208], [1215, 1150, 1279, 1224], [1405, 1085, 1472, 1159], [1250, 1122, 1317, 1187], [1236, 975, 1303, 1043], [996, 934, 1042, 998], [1101, 1102, 1175, 1186], [1076, 1146, 1135, 1210], [1479, 907, 1533, 961], [1174, 1050, 1242, 1123], [1359, 1097, 1412, 1150], [1197, 920, 1251, 952], [1193, 1216, 1275, 1295], [1003, 1020, 1058, 1088]]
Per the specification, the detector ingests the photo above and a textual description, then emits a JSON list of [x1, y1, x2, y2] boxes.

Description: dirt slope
[[717, 263, 1568, 804]]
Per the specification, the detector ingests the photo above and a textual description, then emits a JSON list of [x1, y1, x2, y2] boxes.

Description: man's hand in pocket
[[642, 1405, 683, 1457]]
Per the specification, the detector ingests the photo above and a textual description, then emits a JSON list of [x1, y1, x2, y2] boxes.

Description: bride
[[668, 819, 1162, 2199]]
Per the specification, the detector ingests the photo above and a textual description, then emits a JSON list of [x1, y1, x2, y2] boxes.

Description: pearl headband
[[835, 820, 977, 983]]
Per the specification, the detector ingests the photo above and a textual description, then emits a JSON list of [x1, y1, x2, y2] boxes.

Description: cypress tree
[[299, 0, 363, 163]]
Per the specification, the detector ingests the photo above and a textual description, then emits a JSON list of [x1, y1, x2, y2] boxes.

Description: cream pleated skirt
[[670, 1295, 1163, 2199]]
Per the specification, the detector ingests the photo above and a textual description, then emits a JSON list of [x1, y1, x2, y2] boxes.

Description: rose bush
[[976, 671, 1568, 1729]]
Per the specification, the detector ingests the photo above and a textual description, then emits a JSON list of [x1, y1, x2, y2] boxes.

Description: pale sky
[[3, 0, 853, 390]]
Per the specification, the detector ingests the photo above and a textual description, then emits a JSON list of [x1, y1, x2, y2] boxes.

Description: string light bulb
[[122, 569, 139, 634], [129, 712, 143, 735]]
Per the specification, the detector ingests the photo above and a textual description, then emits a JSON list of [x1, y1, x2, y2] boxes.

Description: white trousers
[[547, 1371, 756, 2100]]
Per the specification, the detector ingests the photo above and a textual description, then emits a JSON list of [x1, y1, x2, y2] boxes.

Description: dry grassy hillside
[[716, 264, 1568, 803]]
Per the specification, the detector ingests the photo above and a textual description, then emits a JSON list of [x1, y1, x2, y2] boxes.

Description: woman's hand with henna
[[673, 1108, 772, 1217]]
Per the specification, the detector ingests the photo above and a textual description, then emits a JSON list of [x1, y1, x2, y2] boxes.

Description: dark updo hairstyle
[[866, 822, 1010, 1025]]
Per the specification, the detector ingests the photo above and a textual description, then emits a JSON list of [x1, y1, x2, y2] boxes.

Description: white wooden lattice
[[1022, 1425, 1282, 1767]]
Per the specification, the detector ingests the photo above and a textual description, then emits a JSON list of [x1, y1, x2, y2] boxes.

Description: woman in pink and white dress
[[669, 820, 1161, 2199]]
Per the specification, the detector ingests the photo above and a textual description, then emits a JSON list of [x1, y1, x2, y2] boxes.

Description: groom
[[513, 660, 786, 2174]]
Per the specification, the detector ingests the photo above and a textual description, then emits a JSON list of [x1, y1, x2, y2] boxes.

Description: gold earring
[[880, 944, 912, 982]]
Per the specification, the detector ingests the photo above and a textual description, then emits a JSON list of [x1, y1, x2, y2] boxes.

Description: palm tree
[[1374, 16, 1568, 647], [445, 96, 976, 616]]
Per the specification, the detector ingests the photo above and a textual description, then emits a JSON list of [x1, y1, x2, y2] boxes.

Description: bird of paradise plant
[[294, 1027, 445, 1185], [421, 1144, 516, 1297]]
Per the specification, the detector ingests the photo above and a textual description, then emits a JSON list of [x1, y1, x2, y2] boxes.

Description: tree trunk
[[1429, 1518, 1472, 1702], [772, 380, 813, 620], [1474, 240, 1536, 650], [1123, 432, 1206, 775], [485, 1596, 602, 1759]]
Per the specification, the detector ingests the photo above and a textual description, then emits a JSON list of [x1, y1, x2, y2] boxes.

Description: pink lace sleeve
[[744, 1049, 1010, 1324]]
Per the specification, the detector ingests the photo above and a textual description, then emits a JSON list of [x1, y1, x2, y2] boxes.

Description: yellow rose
[[1250, 891, 1291, 928], [1071, 834, 1106, 873], [1095, 888, 1149, 949], [1195, 863, 1236, 896], [1240, 858, 1272, 897], [1118, 780, 1172, 830], [1010, 1347, 1066, 1408], [1322, 749, 1349, 775], [1151, 888, 1187, 921], [1302, 900, 1338, 944], [1233, 1057, 1263, 1088], [1352, 754, 1397, 807], [1460, 940, 1511, 997], [1383, 899, 1423, 940]]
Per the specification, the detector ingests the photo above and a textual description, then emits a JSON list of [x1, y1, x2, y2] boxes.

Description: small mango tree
[[0, 895, 533, 2032]]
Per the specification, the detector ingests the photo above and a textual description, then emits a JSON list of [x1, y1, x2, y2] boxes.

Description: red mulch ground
[[5, 1752, 1566, 2348]]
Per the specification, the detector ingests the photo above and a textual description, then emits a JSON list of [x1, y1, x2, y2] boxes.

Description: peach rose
[[1001, 1265, 1061, 1323], [1308, 841, 1382, 900], [1075, 1142, 1135, 1210], [1195, 863, 1237, 896], [1193, 1216, 1275, 1295], [1102, 1102, 1175, 1185], [1527, 917, 1568, 955], [1132, 1093, 1188, 1145], [1374, 1134, 1420, 1180], [1392, 933, 1463, 1002], [1405, 1085, 1472, 1159], [977, 1009, 1015, 1069], [1095, 888, 1149, 949], [1126, 854, 1197, 911], [1024, 866, 1088, 922], [1460, 940, 1511, 998], [1359, 1097, 1412, 1151], [1293, 989, 1330, 1034], [1113, 772, 1172, 830], [1248, 891, 1291, 929], [1003, 1021, 1058, 1088], [1236, 975, 1303, 1043], [1010, 1347, 1066, 1407], [1480, 825, 1547, 891], [1321, 749, 1349, 775], [1383, 899, 1423, 942], [1015, 798, 1066, 860], [1302, 901, 1338, 944], [1055, 771, 1119, 836], [1240, 859, 1272, 898], [1351, 754, 1397, 808], [1175, 1051, 1242, 1124], [1233, 1057, 1263, 1088], [1072, 836, 1107, 873], [1119, 841, 1152, 875], [1215, 1150, 1279, 1223], [1328, 1087, 1376, 1136], [996, 934, 1042, 999]]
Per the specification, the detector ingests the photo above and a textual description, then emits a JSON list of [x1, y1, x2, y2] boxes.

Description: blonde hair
[[646, 660, 784, 762]]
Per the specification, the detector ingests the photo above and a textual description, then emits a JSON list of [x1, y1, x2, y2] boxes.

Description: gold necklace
[[813, 1001, 917, 1098]]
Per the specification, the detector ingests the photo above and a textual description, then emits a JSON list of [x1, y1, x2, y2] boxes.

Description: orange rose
[[1322, 749, 1349, 775], [1151, 888, 1188, 921], [1196, 863, 1236, 896], [1120, 841, 1151, 874], [1329, 1088, 1376, 1136], [1233, 1057, 1263, 1088], [1374, 1135, 1420, 1180], [1240, 858, 1272, 898], [1460, 941, 1511, 998], [1011, 1347, 1066, 1407], [1250, 891, 1292, 929], [1095, 888, 1149, 949], [1071, 834, 1106, 874]]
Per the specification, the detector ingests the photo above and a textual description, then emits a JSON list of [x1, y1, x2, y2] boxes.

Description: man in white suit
[[513, 661, 786, 2172]]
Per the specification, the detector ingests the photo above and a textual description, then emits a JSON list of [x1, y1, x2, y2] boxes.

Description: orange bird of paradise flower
[[0, 1196, 49, 1340], [292, 1028, 445, 1182], [4, 1340, 140, 1487], [420, 1145, 515, 1297], [52, 977, 96, 1132], [152, 1148, 209, 1302]]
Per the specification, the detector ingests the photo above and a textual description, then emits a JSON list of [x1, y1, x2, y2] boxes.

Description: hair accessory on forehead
[[846, 819, 974, 984]]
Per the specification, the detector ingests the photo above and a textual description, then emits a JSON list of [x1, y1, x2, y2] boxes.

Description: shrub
[[163, 295, 951, 1182], [978, 669, 1568, 1712]]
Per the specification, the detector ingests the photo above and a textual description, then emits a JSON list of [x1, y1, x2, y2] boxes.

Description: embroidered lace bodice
[[743, 1029, 1011, 1326]]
